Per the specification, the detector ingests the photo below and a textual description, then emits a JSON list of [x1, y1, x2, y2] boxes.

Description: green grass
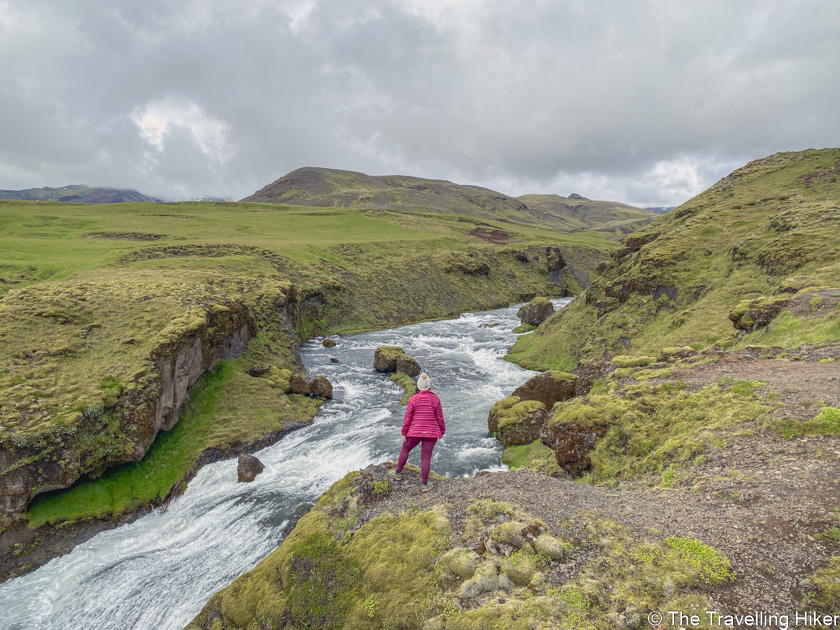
[[776, 406, 840, 438], [546, 377, 770, 483]]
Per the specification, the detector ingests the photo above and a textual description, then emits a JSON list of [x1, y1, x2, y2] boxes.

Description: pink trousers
[[397, 437, 438, 484]]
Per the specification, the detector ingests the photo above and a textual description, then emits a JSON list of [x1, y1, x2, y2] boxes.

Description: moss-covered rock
[[309, 375, 333, 399], [501, 440, 565, 476], [658, 346, 698, 362], [517, 296, 555, 326], [511, 371, 577, 409], [611, 355, 656, 368], [487, 397, 548, 446], [395, 354, 421, 377], [389, 372, 417, 405], [540, 417, 607, 474], [729, 296, 789, 331], [534, 534, 572, 560]]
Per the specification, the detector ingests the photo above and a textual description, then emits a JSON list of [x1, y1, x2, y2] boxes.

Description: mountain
[[508, 148, 840, 371], [645, 206, 675, 214], [0, 185, 160, 204], [241, 167, 657, 234]]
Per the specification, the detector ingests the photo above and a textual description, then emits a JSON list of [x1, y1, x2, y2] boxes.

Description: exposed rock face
[[512, 371, 577, 410], [288, 377, 311, 396], [374, 346, 420, 376], [575, 359, 616, 397], [395, 355, 421, 377], [487, 396, 548, 446], [237, 453, 265, 482], [309, 375, 333, 399], [0, 305, 254, 514], [517, 297, 554, 326], [541, 420, 607, 474], [322, 338, 336, 348]]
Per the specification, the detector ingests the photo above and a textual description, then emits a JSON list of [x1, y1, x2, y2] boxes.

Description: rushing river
[[0, 299, 571, 630]]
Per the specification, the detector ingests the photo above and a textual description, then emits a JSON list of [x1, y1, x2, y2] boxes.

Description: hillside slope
[[508, 148, 840, 372], [241, 167, 656, 235], [0, 185, 160, 204]]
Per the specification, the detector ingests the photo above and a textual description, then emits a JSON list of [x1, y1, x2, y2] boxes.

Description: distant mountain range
[[0, 185, 162, 204], [242, 167, 658, 234], [645, 206, 676, 214]]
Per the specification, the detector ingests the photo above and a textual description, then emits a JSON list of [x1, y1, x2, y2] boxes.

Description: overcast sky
[[1, 0, 838, 206]]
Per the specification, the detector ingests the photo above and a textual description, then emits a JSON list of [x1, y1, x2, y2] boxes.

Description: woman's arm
[[402, 397, 415, 436], [435, 397, 445, 436]]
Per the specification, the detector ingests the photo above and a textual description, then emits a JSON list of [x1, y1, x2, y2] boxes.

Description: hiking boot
[[421, 482, 432, 493], [390, 469, 403, 481]]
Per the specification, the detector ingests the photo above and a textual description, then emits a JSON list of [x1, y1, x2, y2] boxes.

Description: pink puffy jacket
[[402, 390, 446, 438]]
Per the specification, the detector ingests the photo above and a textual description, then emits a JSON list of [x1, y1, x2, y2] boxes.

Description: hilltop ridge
[[242, 167, 657, 235], [0, 185, 161, 204]]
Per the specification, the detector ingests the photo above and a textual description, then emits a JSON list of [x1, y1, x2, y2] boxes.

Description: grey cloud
[[0, 0, 838, 206]]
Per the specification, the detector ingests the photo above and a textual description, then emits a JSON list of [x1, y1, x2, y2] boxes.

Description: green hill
[[508, 148, 840, 371], [241, 167, 656, 235], [0, 185, 161, 204]]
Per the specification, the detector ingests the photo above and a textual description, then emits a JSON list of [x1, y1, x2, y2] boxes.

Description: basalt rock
[[237, 453, 265, 483], [540, 419, 607, 474], [309, 375, 333, 399], [488, 396, 548, 446], [322, 338, 337, 348], [288, 377, 311, 396], [395, 355, 421, 377], [374, 346, 420, 376], [517, 297, 554, 327], [512, 371, 577, 410]]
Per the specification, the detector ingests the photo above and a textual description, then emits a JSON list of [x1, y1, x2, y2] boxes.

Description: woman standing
[[391, 372, 445, 491]]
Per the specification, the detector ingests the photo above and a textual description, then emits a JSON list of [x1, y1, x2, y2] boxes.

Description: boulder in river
[[323, 338, 337, 348], [374, 346, 420, 375], [237, 453, 265, 483], [517, 297, 555, 327], [512, 371, 577, 410], [395, 355, 421, 377], [309, 375, 333, 399]]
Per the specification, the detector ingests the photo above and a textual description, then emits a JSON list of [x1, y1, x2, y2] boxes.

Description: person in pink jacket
[[391, 372, 445, 491]]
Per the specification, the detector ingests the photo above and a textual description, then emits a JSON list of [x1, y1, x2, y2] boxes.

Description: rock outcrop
[[511, 371, 577, 410], [322, 338, 336, 348], [729, 297, 789, 331], [540, 419, 607, 474], [487, 396, 548, 446], [237, 453, 265, 482], [574, 359, 616, 396], [516, 297, 554, 326], [0, 304, 254, 514]]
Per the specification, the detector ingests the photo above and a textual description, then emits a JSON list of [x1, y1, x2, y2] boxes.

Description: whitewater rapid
[[0, 299, 570, 629]]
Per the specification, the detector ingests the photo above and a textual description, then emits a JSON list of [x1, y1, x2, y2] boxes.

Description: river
[[0, 298, 570, 629]]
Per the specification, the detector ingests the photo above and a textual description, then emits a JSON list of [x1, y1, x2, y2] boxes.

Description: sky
[[1, 0, 838, 207]]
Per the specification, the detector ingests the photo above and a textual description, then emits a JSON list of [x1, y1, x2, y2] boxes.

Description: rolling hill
[[241, 167, 657, 235]]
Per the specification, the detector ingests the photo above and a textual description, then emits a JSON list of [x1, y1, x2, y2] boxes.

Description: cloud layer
[[1, 0, 838, 206]]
